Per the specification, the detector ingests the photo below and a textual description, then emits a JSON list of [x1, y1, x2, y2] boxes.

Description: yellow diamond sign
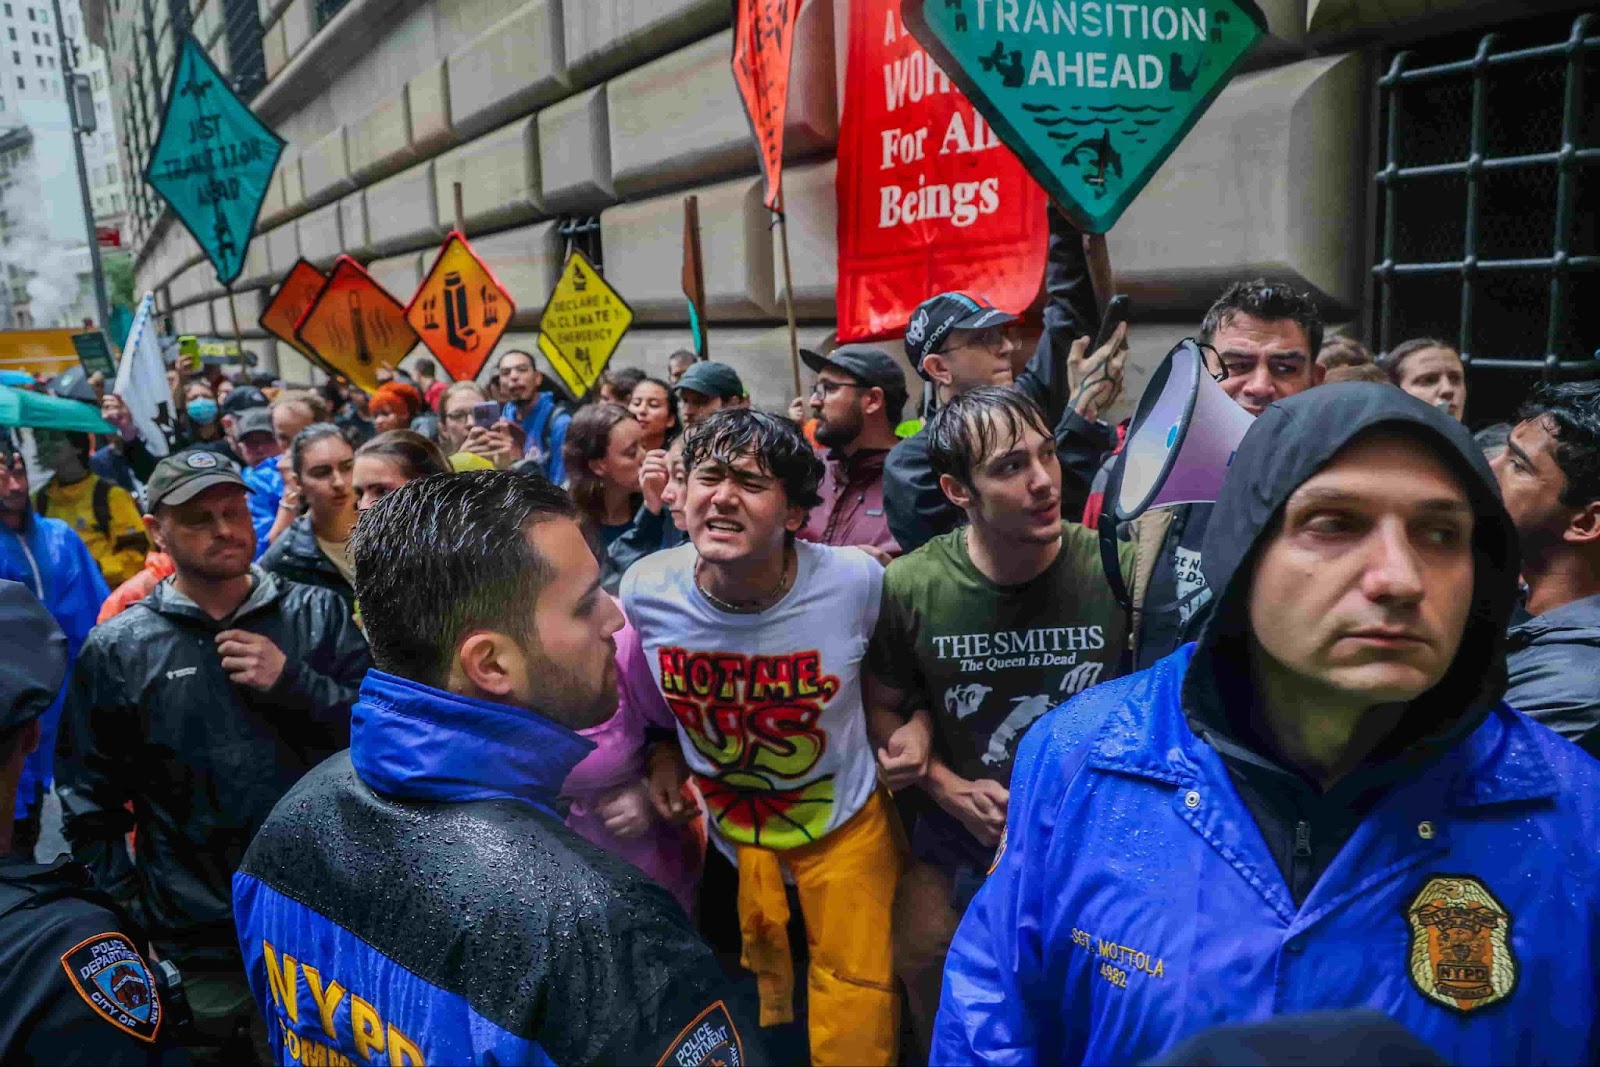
[[537, 250, 634, 398]]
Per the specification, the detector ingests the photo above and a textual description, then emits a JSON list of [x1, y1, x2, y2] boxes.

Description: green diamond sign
[[904, 0, 1266, 234], [145, 35, 283, 285]]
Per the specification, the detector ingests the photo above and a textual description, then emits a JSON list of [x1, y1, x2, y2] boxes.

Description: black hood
[[1185, 382, 1521, 741]]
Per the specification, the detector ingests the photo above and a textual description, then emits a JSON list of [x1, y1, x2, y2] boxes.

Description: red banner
[[732, 0, 802, 210], [835, 0, 1048, 342]]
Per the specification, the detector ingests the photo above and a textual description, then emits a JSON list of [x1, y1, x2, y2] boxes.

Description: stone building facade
[[104, 0, 1596, 422]]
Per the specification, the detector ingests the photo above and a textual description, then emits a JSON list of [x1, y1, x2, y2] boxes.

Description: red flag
[[834, 0, 1048, 342], [732, 0, 802, 210]]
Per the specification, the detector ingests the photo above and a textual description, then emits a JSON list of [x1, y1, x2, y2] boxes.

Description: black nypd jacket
[[235, 669, 765, 1065], [56, 568, 368, 968]]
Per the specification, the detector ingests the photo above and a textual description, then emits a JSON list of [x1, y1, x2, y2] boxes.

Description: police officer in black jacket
[[0, 579, 187, 1065], [56, 450, 369, 1064]]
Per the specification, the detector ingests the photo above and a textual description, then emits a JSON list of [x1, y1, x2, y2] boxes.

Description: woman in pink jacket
[[561, 616, 704, 914]]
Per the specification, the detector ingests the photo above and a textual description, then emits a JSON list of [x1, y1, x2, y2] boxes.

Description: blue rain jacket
[[241, 454, 283, 559], [503, 392, 570, 486], [933, 646, 1600, 1065], [0, 516, 107, 820], [935, 384, 1600, 1065], [234, 669, 764, 1066]]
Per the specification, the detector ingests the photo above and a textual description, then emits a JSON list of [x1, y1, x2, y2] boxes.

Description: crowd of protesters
[[2, 210, 1599, 1067]]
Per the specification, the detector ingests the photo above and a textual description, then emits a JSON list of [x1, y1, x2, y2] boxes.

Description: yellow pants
[[736, 790, 904, 1067]]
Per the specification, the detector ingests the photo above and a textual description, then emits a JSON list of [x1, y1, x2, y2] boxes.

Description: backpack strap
[[92, 478, 113, 538]]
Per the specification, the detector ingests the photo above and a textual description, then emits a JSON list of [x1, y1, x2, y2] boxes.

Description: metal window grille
[[313, 0, 350, 31], [1372, 11, 1599, 391], [221, 0, 264, 99]]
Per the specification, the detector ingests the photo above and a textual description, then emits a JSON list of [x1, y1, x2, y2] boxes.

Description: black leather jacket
[[56, 568, 369, 968]]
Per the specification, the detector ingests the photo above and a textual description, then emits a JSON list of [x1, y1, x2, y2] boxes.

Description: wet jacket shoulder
[[234, 671, 763, 1066], [57, 570, 368, 965], [258, 515, 352, 604], [1504, 594, 1600, 742], [0, 857, 186, 1065]]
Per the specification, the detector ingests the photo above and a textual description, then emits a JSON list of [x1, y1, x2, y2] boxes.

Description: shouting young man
[[623, 409, 901, 1066], [934, 384, 1600, 1065]]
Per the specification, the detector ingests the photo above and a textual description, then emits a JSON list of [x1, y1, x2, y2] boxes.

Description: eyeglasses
[[810, 380, 869, 398], [938, 326, 1020, 356], [1194, 342, 1231, 384]]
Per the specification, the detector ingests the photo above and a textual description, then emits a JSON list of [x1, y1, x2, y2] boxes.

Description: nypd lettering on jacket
[[933, 648, 1600, 1065]]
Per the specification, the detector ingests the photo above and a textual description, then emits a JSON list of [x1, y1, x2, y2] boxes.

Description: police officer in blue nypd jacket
[[233, 470, 767, 1066], [0, 580, 186, 1064], [933, 383, 1600, 1065]]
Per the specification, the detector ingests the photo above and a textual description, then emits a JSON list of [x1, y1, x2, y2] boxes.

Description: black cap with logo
[[145, 449, 248, 510], [902, 292, 1017, 380]]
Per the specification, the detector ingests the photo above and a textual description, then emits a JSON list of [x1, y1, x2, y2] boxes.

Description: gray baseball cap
[[234, 407, 275, 439], [145, 449, 248, 510]]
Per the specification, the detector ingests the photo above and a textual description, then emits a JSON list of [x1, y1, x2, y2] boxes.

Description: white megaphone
[[1109, 338, 1256, 523]]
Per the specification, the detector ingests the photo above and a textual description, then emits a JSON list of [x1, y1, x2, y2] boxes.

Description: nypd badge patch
[[59, 933, 163, 1043], [656, 1001, 745, 1066], [1406, 875, 1517, 1014]]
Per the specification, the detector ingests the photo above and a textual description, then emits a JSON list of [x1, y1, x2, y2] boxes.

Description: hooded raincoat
[[933, 384, 1600, 1065]]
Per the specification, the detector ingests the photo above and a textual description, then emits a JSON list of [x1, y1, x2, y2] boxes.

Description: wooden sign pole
[[1085, 232, 1116, 316], [774, 198, 802, 400]]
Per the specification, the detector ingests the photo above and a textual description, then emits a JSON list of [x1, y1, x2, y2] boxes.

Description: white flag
[[113, 292, 173, 458]]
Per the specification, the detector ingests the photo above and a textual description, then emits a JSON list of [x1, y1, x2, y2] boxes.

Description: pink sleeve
[[616, 618, 678, 732]]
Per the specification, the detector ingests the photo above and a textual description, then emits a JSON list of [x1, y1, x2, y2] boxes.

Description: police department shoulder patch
[[59, 933, 163, 1043], [1406, 875, 1516, 1014], [656, 1000, 744, 1066]]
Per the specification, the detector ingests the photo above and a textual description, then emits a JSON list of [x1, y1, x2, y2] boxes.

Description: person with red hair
[[369, 381, 423, 434]]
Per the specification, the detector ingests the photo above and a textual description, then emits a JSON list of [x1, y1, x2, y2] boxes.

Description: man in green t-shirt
[[865, 386, 1132, 1054]]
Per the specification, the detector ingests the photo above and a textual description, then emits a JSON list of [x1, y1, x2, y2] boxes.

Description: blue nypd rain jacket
[[934, 385, 1600, 1065], [234, 669, 764, 1066]]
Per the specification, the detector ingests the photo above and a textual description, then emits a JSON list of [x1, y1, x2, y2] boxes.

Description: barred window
[[1372, 11, 1599, 422]]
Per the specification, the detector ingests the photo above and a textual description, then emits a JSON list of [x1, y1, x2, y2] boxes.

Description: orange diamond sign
[[406, 231, 516, 382], [294, 256, 418, 394], [258, 259, 329, 368]]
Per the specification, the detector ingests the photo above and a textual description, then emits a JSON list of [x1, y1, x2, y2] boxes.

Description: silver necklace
[[696, 549, 794, 613]]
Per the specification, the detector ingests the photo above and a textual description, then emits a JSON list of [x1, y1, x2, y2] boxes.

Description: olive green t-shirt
[[867, 522, 1133, 788]]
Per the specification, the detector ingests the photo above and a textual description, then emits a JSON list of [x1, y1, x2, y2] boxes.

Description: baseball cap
[[0, 579, 67, 731], [234, 407, 275, 439], [802, 345, 907, 401], [903, 292, 1018, 379], [674, 361, 745, 399], [145, 449, 248, 510], [220, 385, 270, 416]]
